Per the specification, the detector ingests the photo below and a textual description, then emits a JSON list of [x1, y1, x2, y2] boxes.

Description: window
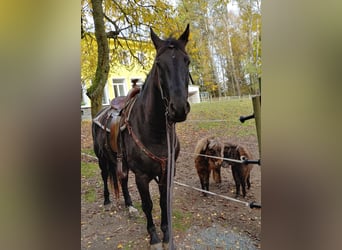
[[102, 85, 109, 105], [112, 78, 126, 97], [81, 83, 89, 107]]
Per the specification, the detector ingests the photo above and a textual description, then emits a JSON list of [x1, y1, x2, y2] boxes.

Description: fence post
[[252, 95, 261, 156]]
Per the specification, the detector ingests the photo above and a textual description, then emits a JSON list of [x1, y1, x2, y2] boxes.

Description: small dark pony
[[222, 142, 254, 198], [194, 136, 224, 194], [92, 25, 190, 249]]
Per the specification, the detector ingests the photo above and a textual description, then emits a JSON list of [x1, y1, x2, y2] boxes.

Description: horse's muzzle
[[168, 101, 190, 122]]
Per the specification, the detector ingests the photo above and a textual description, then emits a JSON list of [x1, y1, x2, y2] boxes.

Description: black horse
[[92, 25, 190, 249]]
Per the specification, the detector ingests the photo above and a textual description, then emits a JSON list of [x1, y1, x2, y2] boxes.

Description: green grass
[[81, 162, 98, 178], [177, 99, 257, 138], [189, 99, 253, 121], [81, 148, 96, 156], [84, 188, 96, 203], [173, 209, 192, 232], [81, 162, 98, 203]]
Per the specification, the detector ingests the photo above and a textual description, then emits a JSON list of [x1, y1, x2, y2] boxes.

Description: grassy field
[[177, 99, 257, 141]]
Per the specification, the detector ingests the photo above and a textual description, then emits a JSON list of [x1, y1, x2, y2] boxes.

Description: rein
[[156, 44, 180, 250], [166, 121, 176, 250]]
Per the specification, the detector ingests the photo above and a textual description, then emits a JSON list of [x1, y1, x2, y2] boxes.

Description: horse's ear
[[150, 27, 163, 50], [178, 24, 190, 45]]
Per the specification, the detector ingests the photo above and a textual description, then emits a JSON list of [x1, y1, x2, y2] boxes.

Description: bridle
[[154, 43, 190, 112]]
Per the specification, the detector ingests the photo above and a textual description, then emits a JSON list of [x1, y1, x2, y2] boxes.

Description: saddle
[[110, 87, 140, 111], [93, 86, 141, 153]]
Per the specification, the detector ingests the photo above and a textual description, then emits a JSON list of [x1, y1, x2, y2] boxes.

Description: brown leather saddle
[[93, 87, 141, 153], [110, 87, 140, 111]]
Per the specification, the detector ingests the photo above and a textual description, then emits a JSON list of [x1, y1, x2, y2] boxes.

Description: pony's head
[[150, 24, 191, 122]]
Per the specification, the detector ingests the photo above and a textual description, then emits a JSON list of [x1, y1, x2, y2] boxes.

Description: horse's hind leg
[[120, 170, 138, 214], [99, 158, 110, 205], [121, 173, 132, 207], [135, 174, 161, 246]]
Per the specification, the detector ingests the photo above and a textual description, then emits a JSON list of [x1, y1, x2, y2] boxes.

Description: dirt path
[[81, 119, 261, 249]]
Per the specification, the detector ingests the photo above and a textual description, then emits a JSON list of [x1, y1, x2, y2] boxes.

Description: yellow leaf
[[117, 243, 123, 249]]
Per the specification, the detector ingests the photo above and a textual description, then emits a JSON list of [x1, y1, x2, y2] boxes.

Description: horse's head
[[150, 24, 191, 122]]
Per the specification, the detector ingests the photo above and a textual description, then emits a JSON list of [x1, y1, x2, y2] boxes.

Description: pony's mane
[[195, 136, 212, 155], [223, 141, 252, 159]]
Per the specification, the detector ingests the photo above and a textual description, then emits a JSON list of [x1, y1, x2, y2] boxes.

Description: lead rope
[[156, 48, 176, 249], [166, 119, 176, 250]]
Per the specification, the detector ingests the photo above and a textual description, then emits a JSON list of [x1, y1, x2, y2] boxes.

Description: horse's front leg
[[159, 182, 169, 246], [135, 174, 161, 248]]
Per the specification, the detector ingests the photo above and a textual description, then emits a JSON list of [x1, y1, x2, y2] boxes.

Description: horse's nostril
[[168, 101, 189, 122]]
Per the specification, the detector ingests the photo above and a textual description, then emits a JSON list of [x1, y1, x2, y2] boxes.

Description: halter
[[156, 44, 175, 109]]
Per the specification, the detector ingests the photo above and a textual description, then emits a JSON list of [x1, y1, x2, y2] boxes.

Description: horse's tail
[[108, 165, 120, 200]]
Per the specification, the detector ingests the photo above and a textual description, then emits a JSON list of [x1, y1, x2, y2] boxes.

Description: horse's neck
[[133, 78, 167, 139]]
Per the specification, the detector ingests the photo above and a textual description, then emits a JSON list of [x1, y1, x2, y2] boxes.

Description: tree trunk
[[87, 0, 110, 118]]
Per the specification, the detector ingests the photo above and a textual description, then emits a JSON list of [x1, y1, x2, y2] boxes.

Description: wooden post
[[252, 95, 261, 156]]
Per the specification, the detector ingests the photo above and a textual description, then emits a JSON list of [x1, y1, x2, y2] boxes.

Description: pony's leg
[[247, 173, 251, 189], [232, 166, 241, 198], [205, 169, 210, 191], [213, 167, 222, 183], [135, 174, 161, 246], [241, 178, 247, 197], [199, 172, 209, 196], [241, 171, 249, 198], [99, 158, 110, 205]]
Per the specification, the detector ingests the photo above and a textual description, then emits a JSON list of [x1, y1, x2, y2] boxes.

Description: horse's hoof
[[150, 242, 163, 250], [163, 242, 176, 250], [103, 203, 111, 211], [128, 205, 138, 215]]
